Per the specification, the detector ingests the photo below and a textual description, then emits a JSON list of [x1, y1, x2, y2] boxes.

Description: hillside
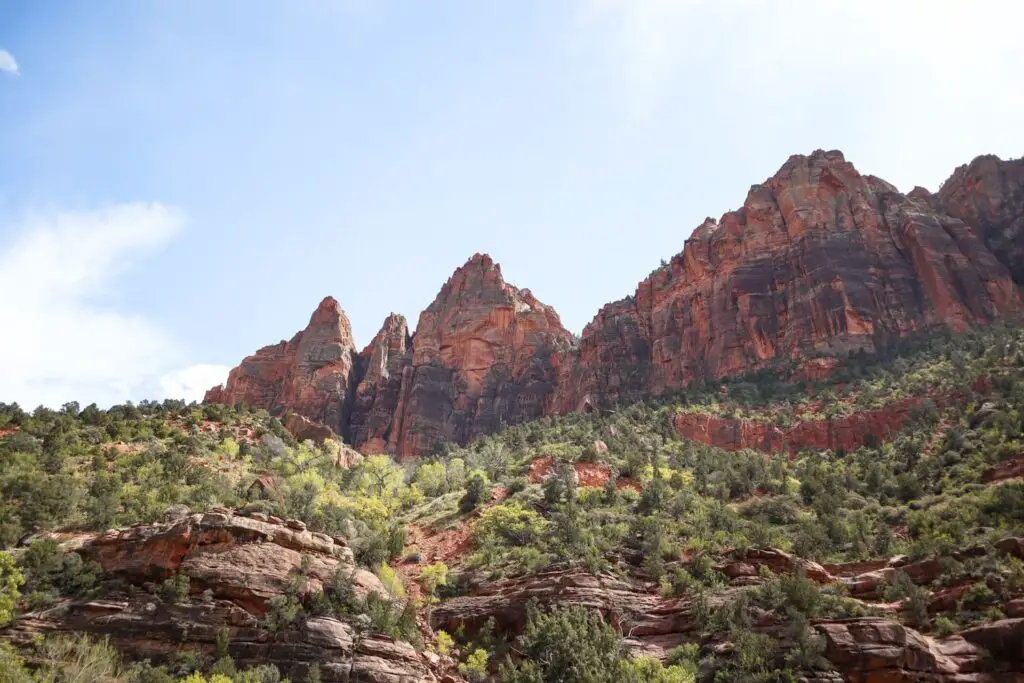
[[2, 323, 1024, 681]]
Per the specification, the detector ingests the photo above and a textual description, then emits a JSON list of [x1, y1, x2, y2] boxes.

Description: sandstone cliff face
[[206, 151, 1024, 457], [672, 397, 923, 455], [207, 256, 573, 460], [939, 155, 1024, 285], [553, 150, 1022, 411], [205, 297, 358, 439], [384, 254, 573, 459]]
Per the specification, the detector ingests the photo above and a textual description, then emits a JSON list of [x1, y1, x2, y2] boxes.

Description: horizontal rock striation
[[672, 397, 924, 455], [1, 511, 455, 683]]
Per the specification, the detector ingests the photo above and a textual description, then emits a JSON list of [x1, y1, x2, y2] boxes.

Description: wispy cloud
[[0, 49, 18, 74], [0, 203, 201, 409]]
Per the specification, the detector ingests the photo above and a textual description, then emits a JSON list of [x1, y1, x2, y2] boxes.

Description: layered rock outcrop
[[432, 540, 1024, 680], [430, 566, 1024, 681], [672, 397, 923, 455], [2, 510, 456, 682], [205, 297, 358, 440], [8, 604, 446, 683], [82, 509, 386, 613], [552, 150, 1022, 411], [207, 151, 1024, 457]]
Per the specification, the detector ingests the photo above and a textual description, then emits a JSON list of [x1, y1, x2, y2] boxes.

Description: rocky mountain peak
[[208, 150, 1024, 457]]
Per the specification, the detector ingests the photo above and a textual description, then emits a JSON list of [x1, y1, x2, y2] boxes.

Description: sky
[[0, 0, 1022, 409]]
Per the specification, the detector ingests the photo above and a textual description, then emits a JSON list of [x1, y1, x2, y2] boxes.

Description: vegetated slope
[[3, 324, 1024, 680], [205, 151, 1024, 462]]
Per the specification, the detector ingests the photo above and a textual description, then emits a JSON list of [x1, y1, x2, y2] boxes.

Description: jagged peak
[[310, 295, 341, 318], [425, 253, 515, 311], [306, 296, 354, 341], [908, 186, 934, 202], [779, 148, 848, 170], [466, 252, 496, 267], [940, 153, 1021, 195], [360, 312, 410, 357], [453, 252, 500, 278]]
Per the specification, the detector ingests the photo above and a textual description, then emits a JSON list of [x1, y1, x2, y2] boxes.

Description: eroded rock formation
[[82, 509, 386, 613], [349, 313, 413, 455], [209, 255, 573, 460], [552, 150, 1022, 411], [205, 297, 358, 440], [672, 397, 924, 455], [939, 155, 1024, 285], [207, 151, 1024, 457], [382, 254, 573, 459], [431, 540, 1024, 681], [2, 510, 457, 682]]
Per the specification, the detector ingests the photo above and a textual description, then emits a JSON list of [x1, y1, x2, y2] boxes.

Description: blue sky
[[1, 0, 1022, 408]]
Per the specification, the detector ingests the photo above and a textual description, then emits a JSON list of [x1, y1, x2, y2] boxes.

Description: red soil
[[982, 454, 1024, 483]]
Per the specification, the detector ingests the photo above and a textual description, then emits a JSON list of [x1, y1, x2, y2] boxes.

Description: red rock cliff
[[207, 151, 1024, 457], [938, 155, 1024, 285], [207, 256, 573, 460], [204, 297, 358, 439], [672, 397, 923, 455], [552, 150, 1022, 412], [384, 254, 573, 459]]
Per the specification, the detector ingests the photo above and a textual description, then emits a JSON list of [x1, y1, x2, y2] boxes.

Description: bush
[[19, 538, 99, 602], [0, 552, 23, 627], [33, 634, 124, 682], [933, 616, 958, 636], [459, 470, 491, 513], [377, 563, 406, 600], [0, 642, 31, 683], [161, 572, 191, 603], [458, 648, 490, 682], [498, 603, 629, 683], [436, 630, 455, 655], [420, 562, 449, 597]]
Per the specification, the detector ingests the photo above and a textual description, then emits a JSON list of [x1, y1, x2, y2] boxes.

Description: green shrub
[[460, 470, 491, 513], [459, 648, 489, 682], [161, 572, 191, 603]]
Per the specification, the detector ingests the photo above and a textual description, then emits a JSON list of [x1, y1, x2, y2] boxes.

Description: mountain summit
[[206, 150, 1024, 457]]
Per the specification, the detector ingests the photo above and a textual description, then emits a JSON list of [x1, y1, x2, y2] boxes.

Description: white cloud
[[0, 204, 194, 409], [159, 364, 231, 403], [0, 49, 18, 74], [574, 0, 1024, 187]]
